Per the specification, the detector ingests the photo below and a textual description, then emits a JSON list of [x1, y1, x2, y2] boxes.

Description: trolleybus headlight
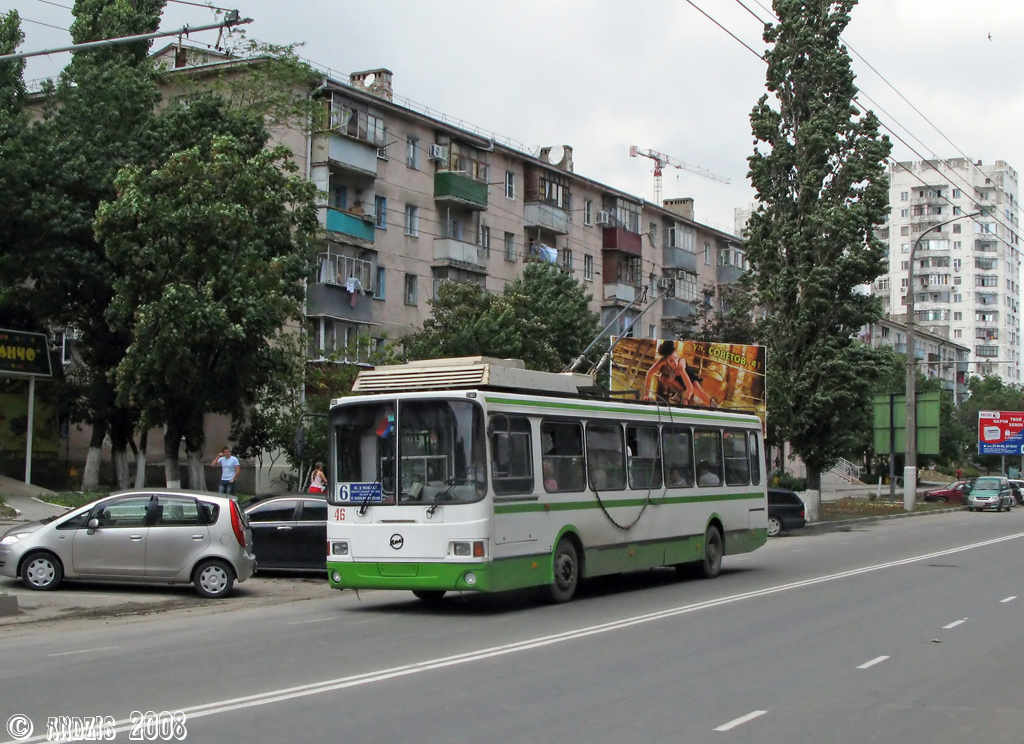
[[332, 571, 342, 583], [464, 572, 477, 586], [450, 541, 470, 556], [449, 540, 487, 558], [331, 541, 349, 556]]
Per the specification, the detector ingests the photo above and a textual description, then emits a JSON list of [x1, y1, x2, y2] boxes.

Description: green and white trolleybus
[[326, 356, 767, 603]]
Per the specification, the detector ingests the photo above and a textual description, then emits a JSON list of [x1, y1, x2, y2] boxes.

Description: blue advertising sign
[[335, 482, 383, 503], [978, 411, 1024, 455]]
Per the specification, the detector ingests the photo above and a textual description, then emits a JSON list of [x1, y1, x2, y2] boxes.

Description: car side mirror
[[87, 518, 100, 530]]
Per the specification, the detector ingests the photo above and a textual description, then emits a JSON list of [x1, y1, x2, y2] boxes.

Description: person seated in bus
[[697, 461, 721, 487], [666, 466, 691, 488], [543, 460, 559, 492]]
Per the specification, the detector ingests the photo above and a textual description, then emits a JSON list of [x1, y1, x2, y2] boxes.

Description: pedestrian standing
[[212, 446, 240, 495], [308, 462, 327, 494], [956, 466, 964, 481]]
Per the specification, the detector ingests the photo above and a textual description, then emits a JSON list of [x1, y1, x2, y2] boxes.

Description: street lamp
[[904, 210, 981, 511]]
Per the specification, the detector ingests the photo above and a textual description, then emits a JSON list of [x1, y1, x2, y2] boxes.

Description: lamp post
[[904, 210, 981, 511]]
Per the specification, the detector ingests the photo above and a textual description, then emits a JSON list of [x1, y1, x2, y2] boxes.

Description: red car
[[923, 480, 969, 504]]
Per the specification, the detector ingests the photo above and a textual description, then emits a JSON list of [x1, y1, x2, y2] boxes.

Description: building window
[[900, 209, 909, 218], [703, 242, 710, 265], [406, 136, 419, 169], [504, 231, 515, 261], [953, 223, 962, 234], [404, 273, 417, 305], [584, 199, 593, 226], [900, 191, 909, 201], [478, 224, 491, 258], [953, 311, 962, 320], [374, 267, 385, 300], [375, 196, 387, 229], [330, 183, 347, 209], [584, 254, 594, 281], [505, 171, 515, 199], [954, 241, 962, 250], [561, 249, 573, 271], [901, 226, 910, 236], [404, 205, 419, 237], [366, 114, 385, 146], [953, 188, 961, 198]]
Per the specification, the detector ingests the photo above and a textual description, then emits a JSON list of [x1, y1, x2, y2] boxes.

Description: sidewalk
[[0, 475, 67, 523]]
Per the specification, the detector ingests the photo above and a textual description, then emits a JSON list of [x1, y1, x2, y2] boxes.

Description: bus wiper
[[426, 465, 477, 517], [358, 479, 382, 517]]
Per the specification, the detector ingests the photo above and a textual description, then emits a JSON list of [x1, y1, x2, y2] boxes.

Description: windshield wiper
[[426, 464, 478, 517], [357, 479, 383, 516]]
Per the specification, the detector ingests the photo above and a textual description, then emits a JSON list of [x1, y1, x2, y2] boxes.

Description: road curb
[[804, 505, 965, 534]]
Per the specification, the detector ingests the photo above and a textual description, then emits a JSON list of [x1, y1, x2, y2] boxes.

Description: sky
[[6, 0, 1024, 234]]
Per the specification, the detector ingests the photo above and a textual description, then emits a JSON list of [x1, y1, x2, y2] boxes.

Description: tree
[[96, 135, 320, 488], [675, 282, 759, 345], [745, 0, 893, 489], [957, 375, 1024, 473], [404, 263, 603, 373]]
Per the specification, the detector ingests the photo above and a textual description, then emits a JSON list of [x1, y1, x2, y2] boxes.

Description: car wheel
[[767, 516, 782, 537], [193, 559, 235, 599], [547, 538, 579, 604], [20, 551, 63, 591], [968, 506, 974, 512], [412, 590, 447, 602], [698, 525, 723, 579], [937, 496, 948, 504]]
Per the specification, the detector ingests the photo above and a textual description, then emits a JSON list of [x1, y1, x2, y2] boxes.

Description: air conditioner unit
[[596, 210, 610, 225], [428, 144, 447, 161]]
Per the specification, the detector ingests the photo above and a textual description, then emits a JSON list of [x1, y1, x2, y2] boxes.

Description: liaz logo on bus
[[336, 482, 383, 503]]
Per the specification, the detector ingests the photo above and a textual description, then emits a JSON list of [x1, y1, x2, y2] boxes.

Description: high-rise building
[[872, 158, 1021, 381]]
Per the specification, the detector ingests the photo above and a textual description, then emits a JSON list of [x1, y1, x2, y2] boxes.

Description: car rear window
[[769, 490, 801, 506], [200, 501, 221, 525]]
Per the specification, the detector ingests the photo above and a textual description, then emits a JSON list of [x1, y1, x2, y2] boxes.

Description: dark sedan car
[[244, 495, 327, 571], [922, 480, 970, 505], [767, 488, 806, 537]]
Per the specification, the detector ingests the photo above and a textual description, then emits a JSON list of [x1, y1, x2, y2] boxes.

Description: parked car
[[244, 494, 328, 571], [1009, 480, 1024, 506], [0, 490, 255, 598], [922, 480, 970, 505], [767, 488, 806, 537], [965, 477, 1014, 512]]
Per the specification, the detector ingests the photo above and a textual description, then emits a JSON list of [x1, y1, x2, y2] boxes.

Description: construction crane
[[629, 146, 730, 206]]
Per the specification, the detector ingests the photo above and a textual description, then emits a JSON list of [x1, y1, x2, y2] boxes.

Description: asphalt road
[[2, 509, 1023, 744]]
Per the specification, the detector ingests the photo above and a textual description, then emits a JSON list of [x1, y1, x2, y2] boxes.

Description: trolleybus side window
[[540, 420, 585, 493], [662, 426, 694, 488], [693, 429, 723, 486], [490, 414, 534, 496], [626, 425, 663, 490], [586, 422, 625, 491], [723, 429, 751, 486], [749, 431, 761, 485]]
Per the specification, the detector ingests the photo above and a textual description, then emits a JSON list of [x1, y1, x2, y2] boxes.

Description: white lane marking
[[288, 617, 335, 625], [792, 548, 806, 552], [6, 532, 1023, 744], [943, 619, 967, 629], [1000, 596, 1016, 603], [857, 655, 890, 669], [48, 645, 120, 657], [714, 710, 767, 731]]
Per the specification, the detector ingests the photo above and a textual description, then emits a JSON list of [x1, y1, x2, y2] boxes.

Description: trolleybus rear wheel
[[548, 538, 579, 604], [412, 590, 447, 602]]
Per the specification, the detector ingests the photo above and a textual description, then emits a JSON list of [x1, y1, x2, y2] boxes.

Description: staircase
[[829, 457, 862, 484]]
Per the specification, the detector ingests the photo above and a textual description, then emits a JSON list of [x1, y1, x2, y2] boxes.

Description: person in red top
[[956, 467, 964, 481]]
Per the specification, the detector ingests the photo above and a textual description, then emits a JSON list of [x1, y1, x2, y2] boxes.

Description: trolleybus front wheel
[[548, 538, 579, 604]]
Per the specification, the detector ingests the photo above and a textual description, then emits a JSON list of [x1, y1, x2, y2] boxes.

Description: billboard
[[978, 410, 1024, 455], [610, 338, 766, 422]]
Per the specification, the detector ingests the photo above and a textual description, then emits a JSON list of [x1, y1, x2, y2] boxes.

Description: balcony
[[433, 238, 486, 269], [603, 282, 638, 303], [321, 207, 375, 244], [662, 246, 697, 273], [523, 201, 570, 235], [326, 133, 378, 178], [662, 297, 696, 322], [716, 263, 744, 284], [434, 171, 488, 211], [306, 282, 375, 323], [602, 227, 642, 256]]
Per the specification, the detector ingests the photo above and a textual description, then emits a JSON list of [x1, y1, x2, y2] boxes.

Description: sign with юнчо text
[[0, 329, 52, 377], [978, 410, 1024, 455]]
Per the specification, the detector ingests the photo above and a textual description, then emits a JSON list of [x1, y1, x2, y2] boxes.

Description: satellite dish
[[362, 72, 376, 87], [547, 145, 565, 165]]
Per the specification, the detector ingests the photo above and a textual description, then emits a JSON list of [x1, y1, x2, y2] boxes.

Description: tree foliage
[[745, 0, 893, 488], [404, 263, 603, 373]]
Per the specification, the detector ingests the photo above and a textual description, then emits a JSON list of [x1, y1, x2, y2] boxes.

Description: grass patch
[[45, 491, 110, 509], [820, 496, 954, 521], [0, 495, 15, 520]]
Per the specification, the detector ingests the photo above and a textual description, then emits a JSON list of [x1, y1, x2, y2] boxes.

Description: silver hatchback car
[[0, 490, 256, 598]]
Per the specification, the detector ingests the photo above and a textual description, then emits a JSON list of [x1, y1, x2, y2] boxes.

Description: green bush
[[771, 471, 807, 491], [46, 491, 110, 509]]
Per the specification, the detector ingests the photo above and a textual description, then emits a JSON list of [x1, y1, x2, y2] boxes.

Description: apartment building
[[308, 68, 745, 358], [872, 158, 1022, 381], [858, 318, 970, 404]]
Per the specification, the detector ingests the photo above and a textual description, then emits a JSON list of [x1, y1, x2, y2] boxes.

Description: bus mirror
[[294, 426, 306, 460]]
